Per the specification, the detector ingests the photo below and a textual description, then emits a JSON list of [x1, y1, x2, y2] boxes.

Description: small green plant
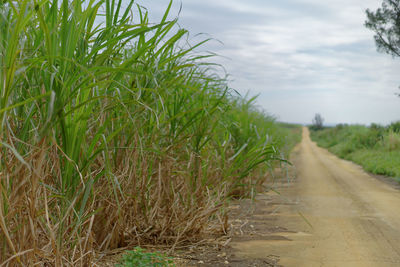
[[116, 247, 174, 267]]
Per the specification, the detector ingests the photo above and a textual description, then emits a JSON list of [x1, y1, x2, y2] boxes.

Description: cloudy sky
[[136, 0, 400, 125]]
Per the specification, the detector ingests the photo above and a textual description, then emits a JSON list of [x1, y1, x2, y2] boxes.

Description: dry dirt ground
[[178, 127, 400, 267]]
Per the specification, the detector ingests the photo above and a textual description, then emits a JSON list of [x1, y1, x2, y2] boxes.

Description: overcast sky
[[135, 0, 400, 125]]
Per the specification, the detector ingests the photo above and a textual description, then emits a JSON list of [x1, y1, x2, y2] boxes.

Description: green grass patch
[[310, 124, 400, 181], [116, 247, 174, 267], [349, 150, 400, 178], [276, 123, 302, 158]]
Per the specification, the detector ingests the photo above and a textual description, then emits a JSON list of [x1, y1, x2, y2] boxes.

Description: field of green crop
[[0, 0, 301, 265], [310, 123, 400, 179], [277, 123, 302, 157]]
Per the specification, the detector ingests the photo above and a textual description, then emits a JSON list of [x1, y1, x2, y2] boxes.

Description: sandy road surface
[[232, 127, 400, 266]]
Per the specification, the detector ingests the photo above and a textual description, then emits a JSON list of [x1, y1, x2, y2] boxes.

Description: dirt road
[[232, 127, 400, 266]]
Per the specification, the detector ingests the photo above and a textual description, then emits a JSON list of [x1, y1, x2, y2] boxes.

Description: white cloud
[[136, 0, 400, 124]]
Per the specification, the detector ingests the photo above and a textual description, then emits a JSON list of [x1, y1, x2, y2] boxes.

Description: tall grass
[[0, 0, 287, 265]]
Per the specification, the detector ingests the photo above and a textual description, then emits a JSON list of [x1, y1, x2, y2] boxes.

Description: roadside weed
[[116, 247, 174, 267]]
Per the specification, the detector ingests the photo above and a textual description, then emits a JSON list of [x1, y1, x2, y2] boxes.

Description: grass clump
[[116, 247, 174, 267], [0, 0, 297, 265], [310, 124, 400, 178], [349, 150, 400, 177]]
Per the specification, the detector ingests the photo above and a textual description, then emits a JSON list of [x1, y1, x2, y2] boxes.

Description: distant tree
[[365, 0, 400, 58], [311, 113, 324, 130]]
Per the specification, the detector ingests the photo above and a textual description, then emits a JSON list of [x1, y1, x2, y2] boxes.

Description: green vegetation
[[310, 123, 400, 178], [0, 0, 300, 265], [277, 122, 303, 157], [116, 247, 174, 267]]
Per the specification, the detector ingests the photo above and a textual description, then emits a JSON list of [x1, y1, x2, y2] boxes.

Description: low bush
[[389, 121, 400, 133], [380, 131, 400, 151]]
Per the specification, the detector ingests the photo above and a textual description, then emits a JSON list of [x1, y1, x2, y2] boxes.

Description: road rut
[[232, 127, 400, 266]]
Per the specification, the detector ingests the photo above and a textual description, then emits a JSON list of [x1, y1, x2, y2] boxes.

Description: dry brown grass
[[1, 139, 271, 266]]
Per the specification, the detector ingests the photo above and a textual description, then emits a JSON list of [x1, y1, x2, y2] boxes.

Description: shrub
[[350, 127, 381, 149], [381, 131, 400, 151], [389, 121, 400, 133]]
